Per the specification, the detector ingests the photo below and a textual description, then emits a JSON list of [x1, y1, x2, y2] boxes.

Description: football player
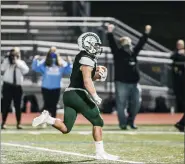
[[32, 32, 119, 160]]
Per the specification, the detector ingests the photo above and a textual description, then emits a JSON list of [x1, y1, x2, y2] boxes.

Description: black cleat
[[1, 124, 6, 130], [129, 124, 138, 130], [17, 125, 23, 130], [174, 123, 184, 132], [120, 125, 128, 130]]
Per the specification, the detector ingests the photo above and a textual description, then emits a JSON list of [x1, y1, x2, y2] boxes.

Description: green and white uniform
[[63, 51, 104, 133]]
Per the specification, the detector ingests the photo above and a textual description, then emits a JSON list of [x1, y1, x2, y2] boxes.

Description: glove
[[92, 93, 102, 105], [98, 69, 108, 82]]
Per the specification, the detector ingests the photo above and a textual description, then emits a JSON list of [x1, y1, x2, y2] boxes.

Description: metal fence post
[[26, 19, 31, 40], [32, 44, 38, 83]]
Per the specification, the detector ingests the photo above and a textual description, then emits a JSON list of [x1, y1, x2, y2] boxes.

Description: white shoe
[[41, 123, 47, 128], [96, 151, 119, 160], [32, 110, 49, 127]]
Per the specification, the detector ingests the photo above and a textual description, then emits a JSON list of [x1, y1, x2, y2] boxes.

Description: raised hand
[[145, 25, 152, 34]]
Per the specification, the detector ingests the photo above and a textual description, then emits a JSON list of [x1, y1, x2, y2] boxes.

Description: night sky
[[91, 1, 185, 50]]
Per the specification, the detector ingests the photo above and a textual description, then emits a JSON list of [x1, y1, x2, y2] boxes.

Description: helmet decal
[[77, 32, 102, 56]]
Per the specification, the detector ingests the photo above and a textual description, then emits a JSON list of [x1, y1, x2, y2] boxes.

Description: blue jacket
[[32, 59, 72, 89]]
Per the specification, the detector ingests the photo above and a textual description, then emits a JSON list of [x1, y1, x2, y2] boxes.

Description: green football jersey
[[68, 51, 97, 89]]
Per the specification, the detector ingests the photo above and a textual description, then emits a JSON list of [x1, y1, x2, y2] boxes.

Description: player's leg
[[87, 108, 119, 160], [32, 91, 77, 134], [75, 90, 119, 160], [50, 106, 77, 133], [32, 106, 77, 134]]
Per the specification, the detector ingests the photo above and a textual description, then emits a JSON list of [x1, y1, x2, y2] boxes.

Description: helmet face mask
[[78, 32, 102, 56]]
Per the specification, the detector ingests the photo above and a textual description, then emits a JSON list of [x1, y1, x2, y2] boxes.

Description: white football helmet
[[77, 32, 102, 56]]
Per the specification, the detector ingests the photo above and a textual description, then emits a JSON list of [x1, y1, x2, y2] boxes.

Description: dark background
[[91, 1, 185, 50]]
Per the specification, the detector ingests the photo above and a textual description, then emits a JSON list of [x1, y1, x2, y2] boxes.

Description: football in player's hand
[[95, 66, 107, 80], [96, 66, 107, 73]]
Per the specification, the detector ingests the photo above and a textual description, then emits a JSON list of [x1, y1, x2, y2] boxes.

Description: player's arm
[[81, 66, 96, 94], [81, 65, 102, 105]]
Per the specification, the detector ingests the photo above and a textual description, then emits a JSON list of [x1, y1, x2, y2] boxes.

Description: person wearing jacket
[[1, 47, 29, 129], [171, 40, 185, 132], [32, 47, 72, 118], [107, 24, 152, 130]]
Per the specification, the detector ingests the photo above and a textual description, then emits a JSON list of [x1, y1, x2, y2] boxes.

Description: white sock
[[95, 141, 104, 153], [46, 116, 56, 125]]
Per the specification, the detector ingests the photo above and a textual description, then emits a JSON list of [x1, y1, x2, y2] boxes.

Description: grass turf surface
[[1, 125, 184, 164]]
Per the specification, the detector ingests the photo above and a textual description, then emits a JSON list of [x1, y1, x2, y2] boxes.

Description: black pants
[[41, 88, 61, 118], [173, 76, 185, 112], [178, 113, 185, 126], [174, 88, 185, 112], [1, 82, 23, 125]]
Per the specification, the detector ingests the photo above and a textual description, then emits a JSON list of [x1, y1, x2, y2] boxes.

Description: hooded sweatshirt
[[32, 58, 72, 89]]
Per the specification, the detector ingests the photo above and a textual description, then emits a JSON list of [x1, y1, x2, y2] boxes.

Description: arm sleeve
[[16, 60, 29, 75], [1, 58, 10, 72], [177, 54, 185, 61], [170, 52, 185, 61], [133, 33, 149, 55], [31, 59, 45, 74], [107, 33, 119, 54], [79, 57, 95, 68]]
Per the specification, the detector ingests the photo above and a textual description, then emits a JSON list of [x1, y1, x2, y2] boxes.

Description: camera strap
[[13, 66, 17, 85]]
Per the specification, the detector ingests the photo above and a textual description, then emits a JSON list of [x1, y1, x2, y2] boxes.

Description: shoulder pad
[[79, 56, 95, 67]]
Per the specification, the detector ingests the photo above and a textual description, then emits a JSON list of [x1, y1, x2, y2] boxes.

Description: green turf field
[[1, 125, 184, 164]]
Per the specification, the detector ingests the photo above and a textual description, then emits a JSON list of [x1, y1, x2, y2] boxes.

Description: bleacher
[[1, 1, 78, 42]]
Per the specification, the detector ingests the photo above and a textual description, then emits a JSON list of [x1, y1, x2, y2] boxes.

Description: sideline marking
[[2, 142, 144, 164], [1, 130, 183, 135]]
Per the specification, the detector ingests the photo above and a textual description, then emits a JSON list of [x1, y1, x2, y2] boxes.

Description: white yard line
[[2, 142, 144, 164], [1, 130, 183, 135]]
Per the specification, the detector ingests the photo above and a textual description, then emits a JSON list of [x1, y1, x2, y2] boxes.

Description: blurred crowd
[[1, 46, 72, 129], [1, 30, 184, 132]]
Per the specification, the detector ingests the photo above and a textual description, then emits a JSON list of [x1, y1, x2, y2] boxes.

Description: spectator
[[107, 24, 152, 130], [171, 40, 185, 132], [21, 94, 40, 113], [32, 47, 72, 118], [1, 47, 29, 129]]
